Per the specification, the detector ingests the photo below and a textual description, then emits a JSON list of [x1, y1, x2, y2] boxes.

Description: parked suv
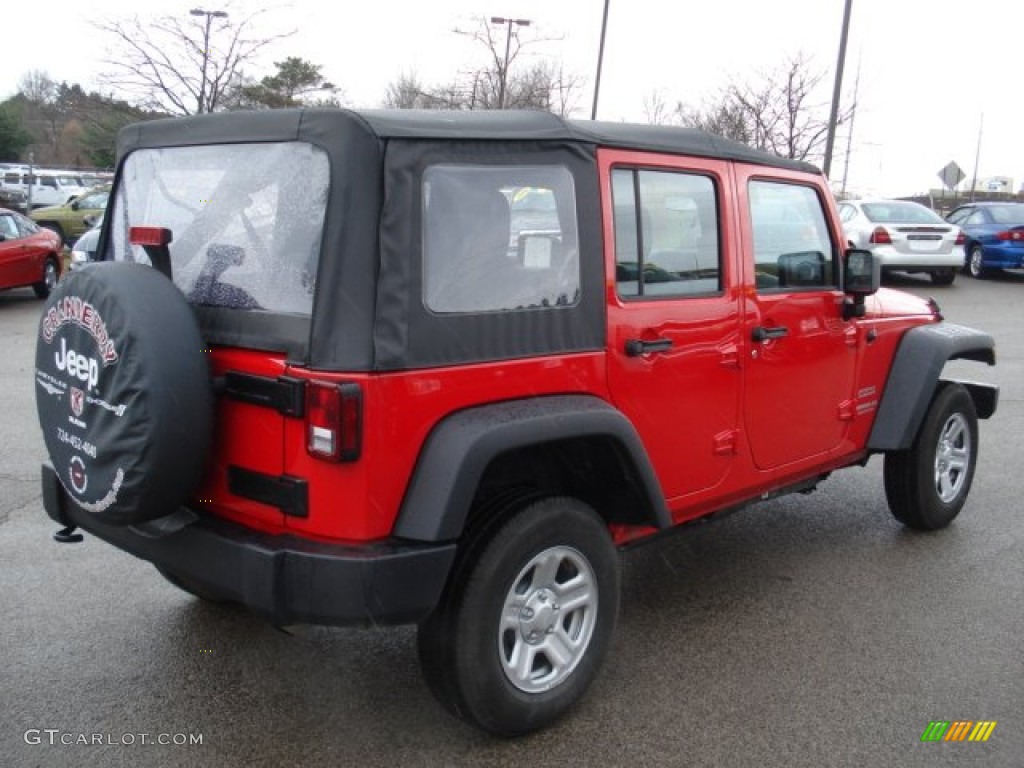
[[1, 170, 86, 209], [34, 109, 999, 736]]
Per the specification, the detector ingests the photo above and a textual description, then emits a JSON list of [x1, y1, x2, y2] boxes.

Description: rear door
[[735, 166, 857, 471], [602, 149, 743, 505]]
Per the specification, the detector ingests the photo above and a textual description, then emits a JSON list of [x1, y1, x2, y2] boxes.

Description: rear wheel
[[32, 257, 58, 299], [884, 383, 978, 530], [417, 496, 619, 736], [967, 245, 987, 278], [930, 269, 955, 286]]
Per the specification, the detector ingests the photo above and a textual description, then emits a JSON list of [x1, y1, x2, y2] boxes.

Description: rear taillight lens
[[996, 230, 1024, 242], [306, 381, 362, 462], [869, 226, 892, 245], [954, 230, 965, 245]]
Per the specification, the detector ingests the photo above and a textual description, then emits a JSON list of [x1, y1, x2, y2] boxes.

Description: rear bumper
[[873, 244, 964, 271], [42, 463, 456, 627]]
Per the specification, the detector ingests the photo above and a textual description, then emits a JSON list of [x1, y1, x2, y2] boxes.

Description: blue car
[[946, 202, 1024, 278]]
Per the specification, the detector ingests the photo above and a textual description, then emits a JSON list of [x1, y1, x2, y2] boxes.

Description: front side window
[[111, 142, 329, 315], [422, 165, 579, 313], [748, 180, 836, 290], [612, 168, 721, 298]]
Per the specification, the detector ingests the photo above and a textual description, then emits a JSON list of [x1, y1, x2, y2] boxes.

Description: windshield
[[110, 142, 329, 316]]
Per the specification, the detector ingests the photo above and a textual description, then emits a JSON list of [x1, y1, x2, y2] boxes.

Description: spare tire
[[35, 262, 213, 525]]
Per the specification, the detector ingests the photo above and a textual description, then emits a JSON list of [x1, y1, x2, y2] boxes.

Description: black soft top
[[113, 108, 821, 371], [119, 107, 820, 174]]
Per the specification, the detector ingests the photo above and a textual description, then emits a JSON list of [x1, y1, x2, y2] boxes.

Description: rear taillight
[[869, 226, 892, 245], [306, 381, 362, 462], [996, 230, 1024, 242], [954, 230, 965, 245]]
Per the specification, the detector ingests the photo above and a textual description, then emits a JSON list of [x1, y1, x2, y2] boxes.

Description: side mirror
[[842, 248, 880, 320]]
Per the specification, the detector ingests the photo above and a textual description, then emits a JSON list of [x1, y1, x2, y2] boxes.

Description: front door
[[602, 150, 742, 504], [735, 167, 857, 471]]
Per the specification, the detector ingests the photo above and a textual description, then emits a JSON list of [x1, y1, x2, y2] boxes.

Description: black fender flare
[[392, 395, 671, 542], [868, 323, 997, 452]]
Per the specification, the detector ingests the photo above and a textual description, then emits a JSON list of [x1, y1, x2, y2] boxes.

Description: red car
[[0, 207, 62, 298]]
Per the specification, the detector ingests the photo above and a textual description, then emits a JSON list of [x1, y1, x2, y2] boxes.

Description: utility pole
[[490, 16, 531, 109], [840, 53, 861, 197], [969, 113, 984, 203], [190, 8, 228, 114], [823, 0, 853, 177]]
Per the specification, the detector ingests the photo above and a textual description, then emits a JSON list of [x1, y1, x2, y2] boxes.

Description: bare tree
[[676, 53, 855, 163], [94, 8, 295, 115], [383, 16, 584, 115], [643, 90, 672, 126]]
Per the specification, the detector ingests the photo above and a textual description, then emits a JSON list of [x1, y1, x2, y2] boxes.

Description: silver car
[[838, 199, 964, 285]]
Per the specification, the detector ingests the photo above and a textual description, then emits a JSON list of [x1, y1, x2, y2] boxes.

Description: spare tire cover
[[35, 262, 213, 525]]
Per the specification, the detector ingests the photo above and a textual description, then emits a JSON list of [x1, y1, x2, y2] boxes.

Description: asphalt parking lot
[[1, 271, 1021, 767]]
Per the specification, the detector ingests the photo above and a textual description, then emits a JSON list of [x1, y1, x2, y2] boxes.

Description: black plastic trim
[[393, 395, 671, 542], [41, 462, 455, 627], [222, 372, 306, 417], [228, 466, 309, 518], [868, 323, 997, 451]]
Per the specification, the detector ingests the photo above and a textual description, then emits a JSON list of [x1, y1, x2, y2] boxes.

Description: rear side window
[[611, 168, 721, 298], [748, 180, 836, 290], [422, 165, 579, 314], [111, 142, 329, 316]]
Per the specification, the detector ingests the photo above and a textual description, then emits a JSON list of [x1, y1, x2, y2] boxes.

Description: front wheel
[[884, 383, 978, 530], [417, 496, 619, 736]]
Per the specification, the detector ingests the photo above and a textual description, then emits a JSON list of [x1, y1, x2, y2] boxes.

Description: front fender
[[868, 323, 996, 452], [393, 395, 671, 542]]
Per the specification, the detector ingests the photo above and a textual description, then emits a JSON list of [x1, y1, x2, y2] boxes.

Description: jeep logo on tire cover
[[36, 284, 128, 515], [35, 263, 214, 525]]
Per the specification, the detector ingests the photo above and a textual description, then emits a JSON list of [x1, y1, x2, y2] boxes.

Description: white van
[[0, 170, 87, 209]]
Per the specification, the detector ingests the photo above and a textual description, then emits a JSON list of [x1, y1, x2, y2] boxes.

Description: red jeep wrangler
[[35, 109, 998, 735]]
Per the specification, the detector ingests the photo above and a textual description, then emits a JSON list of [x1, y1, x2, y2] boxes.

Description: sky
[[5, 0, 1022, 198]]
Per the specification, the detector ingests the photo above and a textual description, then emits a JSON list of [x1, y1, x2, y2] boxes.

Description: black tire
[[32, 256, 59, 299], [417, 496, 619, 736], [930, 269, 955, 286], [156, 566, 229, 603], [884, 383, 978, 531], [34, 262, 213, 525], [967, 245, 987, 279]]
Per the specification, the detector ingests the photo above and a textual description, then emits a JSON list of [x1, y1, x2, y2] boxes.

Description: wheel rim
[[44, 260, 57, 291], [969, 249, 983, 277], [498, 545, 598, 693], [934, 412, 971, 503]]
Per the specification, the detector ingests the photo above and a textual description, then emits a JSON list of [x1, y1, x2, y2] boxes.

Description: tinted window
[[749, 180, 835, 290], [612, 168, 721, 298], [111, 142, 329, 316], [422, 165, 579, 314]]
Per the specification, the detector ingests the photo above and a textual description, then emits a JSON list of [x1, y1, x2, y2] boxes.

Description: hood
[[865, 287, 939, 320]]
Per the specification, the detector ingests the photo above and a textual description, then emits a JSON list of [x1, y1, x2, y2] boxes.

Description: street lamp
[[190, 8, 229, 114], [490, 16, 531, 109]]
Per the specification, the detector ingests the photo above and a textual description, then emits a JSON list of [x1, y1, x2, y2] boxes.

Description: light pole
[[490, 16, 531, 109], [190, 8, 228, 114], [591, 0, 610, 120], [822, 0, 853, 177]]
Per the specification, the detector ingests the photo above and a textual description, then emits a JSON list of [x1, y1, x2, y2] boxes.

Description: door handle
[[625, 338, 673, 357], [751, 325, 788, 343]]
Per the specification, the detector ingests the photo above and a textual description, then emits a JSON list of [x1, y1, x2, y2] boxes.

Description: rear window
[[861, 202, 942, 224], [110, 142, 329, 316], [986, 205, 1024, 226]]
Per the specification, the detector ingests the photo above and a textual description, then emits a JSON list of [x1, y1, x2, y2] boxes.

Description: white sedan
[[838, 199, 964, 285]]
